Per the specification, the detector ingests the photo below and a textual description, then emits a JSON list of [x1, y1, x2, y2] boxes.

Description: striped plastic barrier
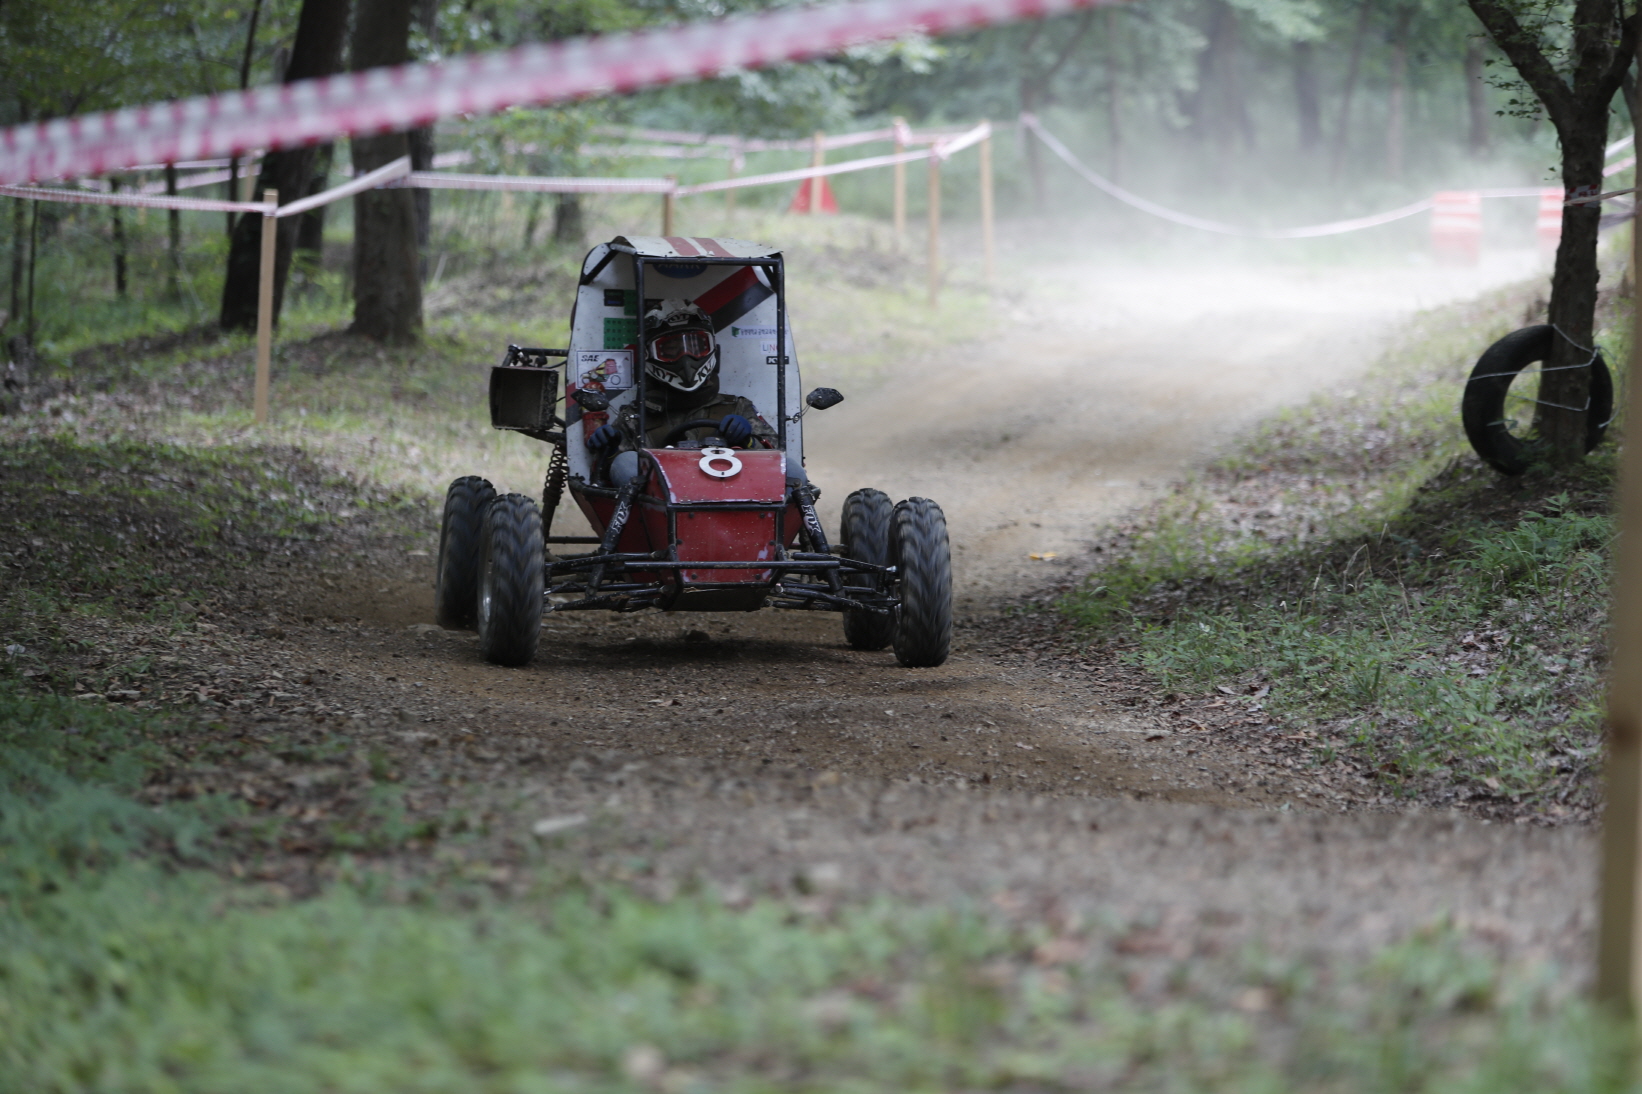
[[1431, 190, 1482, 265]]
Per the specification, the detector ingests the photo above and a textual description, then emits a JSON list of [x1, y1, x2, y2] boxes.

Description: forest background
[[0, 0, 1599, 366]]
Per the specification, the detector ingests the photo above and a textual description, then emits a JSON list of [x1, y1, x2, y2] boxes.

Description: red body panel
[[646, 448, 786, 505], [569, 449, 798, 602], [648, 449, 783, 584]]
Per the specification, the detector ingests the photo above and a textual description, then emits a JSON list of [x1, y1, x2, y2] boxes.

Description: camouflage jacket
[[613, 391, 777, 450]]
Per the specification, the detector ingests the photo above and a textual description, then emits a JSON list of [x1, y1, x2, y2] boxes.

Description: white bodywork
[[565, 235, 802, 482]]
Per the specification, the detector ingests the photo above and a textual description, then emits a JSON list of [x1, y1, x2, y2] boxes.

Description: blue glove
[[586, 423, 621, 451], [718, 414, 753, 446]]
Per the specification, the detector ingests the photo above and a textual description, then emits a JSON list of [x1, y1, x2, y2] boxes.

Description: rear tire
[[890, 497, 952, 668], [435, 476, 495, 629], [478, 493, 544, 667], [840, 488, 895, 651]]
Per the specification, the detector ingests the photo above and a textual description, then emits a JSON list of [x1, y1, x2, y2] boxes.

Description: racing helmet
[[642, 299, 718, 393]]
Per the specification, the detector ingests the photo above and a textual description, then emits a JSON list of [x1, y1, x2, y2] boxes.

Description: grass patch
[[1058, 275, 1626, 816], [0, 679, 1636, 1092]]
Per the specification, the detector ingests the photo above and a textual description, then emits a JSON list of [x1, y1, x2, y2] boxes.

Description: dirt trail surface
[[59, 246, 1600, 980], [804, 251, 1544, 604]]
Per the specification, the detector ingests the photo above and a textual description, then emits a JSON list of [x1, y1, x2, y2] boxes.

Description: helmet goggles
[[650, 328, 714, 364]]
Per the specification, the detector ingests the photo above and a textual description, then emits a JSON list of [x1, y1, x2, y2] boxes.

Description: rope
[[1021, 113, 1436, 239]]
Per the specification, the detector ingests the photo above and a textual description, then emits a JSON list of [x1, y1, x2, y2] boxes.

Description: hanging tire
[[840, 487, 895, 651], [1461, 324, 1612, 476], [890, 497, 952, 668], [478, 493, 544, 667], [435, 475, 495, 629]]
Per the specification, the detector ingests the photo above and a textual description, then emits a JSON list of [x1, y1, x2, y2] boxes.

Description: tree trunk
[[349, 0, 421, 343], [409, 0, 437, 278], [295, 143, 333, 258], [523, 194, 543, 248], [165, 164, 181, 298], [553, 194, 584, 246], [25, 202, 37, 345], [408, 126, 435, 280], [1386, 7, 1412, 180], [226, 0, 264, 241], [1464, 38, 1491, 155], [1537, 124, 1606, 458], [8, 198, 23, 329], [1466, 0, 1634, 464], [110, 178, 128, 299], [1329, 1, 1373, 182], [1294, 41, 1321, 152], [218, 0, 350, 333]]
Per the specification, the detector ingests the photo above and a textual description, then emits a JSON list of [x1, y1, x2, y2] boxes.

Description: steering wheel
[[659, 418, 726, 446]]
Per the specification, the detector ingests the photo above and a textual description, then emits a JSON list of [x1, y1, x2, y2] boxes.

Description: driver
[[587, 299, 783, 484]]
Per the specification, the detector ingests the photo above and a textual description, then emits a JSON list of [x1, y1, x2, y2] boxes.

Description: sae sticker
[[574, 349, 633, 391]]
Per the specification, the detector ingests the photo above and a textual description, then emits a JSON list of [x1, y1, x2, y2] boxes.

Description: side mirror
[[805, 387, 844, 411], [573, 387, 610, 412]]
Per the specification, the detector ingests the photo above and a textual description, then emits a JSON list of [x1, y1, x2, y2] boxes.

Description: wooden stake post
[[253, 189, 276, 425], [662, 178, 676, 235], [893, 117, 907, 251], [980, 122, 995, 285], [1598, 67, 1642, 1013], [927, 151, 940, 306]]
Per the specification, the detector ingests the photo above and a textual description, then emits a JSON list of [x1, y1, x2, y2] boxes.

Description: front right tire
[[478, 493, 544, 667], [435, 475, 496, 629], [890, 497, 952, 668]]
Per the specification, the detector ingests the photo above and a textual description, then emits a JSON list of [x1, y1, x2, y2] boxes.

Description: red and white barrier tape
[[276, 156, 411, 217], [1, 0, 1118, 186], [1026, 114, 1443, 239], [592, 124, 896, 153], [395, 171, 675, 195], [581, 143, 734, 161], [674, 121, 990, 196], [0, 183, 270, 215], [589, 122, 970, 154]]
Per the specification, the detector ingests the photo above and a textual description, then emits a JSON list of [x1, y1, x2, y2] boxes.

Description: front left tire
[[435, 476, 496, 629]]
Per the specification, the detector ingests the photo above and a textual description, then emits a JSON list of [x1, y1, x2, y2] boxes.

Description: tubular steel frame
[[547, 247, 892, 617]]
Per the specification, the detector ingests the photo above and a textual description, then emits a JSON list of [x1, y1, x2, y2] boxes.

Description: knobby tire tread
[[435, 475, 495, 629], [841, 488, 894, 650], [891, 497, 952, 668], [478, 493, 544, 667], [1461, 324, 1612, 476]]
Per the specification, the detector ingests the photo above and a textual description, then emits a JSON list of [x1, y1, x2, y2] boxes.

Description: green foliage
[[0, 0, 292, 122]]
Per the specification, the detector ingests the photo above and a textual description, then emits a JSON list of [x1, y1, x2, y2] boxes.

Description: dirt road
[[141, 244, 1597, 983], [805, 250, 1544, 604]]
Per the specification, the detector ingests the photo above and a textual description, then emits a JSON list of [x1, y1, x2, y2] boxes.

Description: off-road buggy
[[434, 235, 952, 669]]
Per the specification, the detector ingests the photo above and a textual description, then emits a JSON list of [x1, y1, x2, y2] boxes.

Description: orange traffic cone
[[788, 177, 839, 214]]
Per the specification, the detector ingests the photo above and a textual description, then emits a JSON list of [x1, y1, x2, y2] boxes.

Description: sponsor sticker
[[575, 349, 633, 390], [729, 324, 776, 339]]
